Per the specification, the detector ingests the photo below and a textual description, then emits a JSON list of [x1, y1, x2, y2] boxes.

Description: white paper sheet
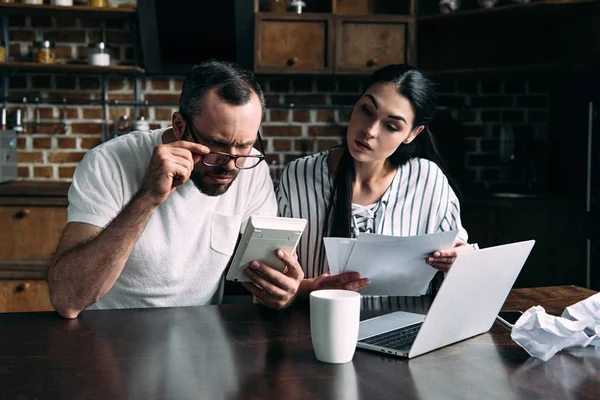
[[324, 230, 458, 296], [323, 237, 356, 275]]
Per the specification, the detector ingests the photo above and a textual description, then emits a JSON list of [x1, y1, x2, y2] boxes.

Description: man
[[48, 60, 303, 319]]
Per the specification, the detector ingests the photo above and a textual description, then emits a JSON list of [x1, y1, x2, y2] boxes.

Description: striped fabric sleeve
[[438, 184, 469, 243], [275, 167, 292, 218], [420, 161, 469, 243]]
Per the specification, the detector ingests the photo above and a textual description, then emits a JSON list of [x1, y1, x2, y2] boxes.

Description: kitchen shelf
[[0, 61, 145, 75], [0, 3, 136, 18], [417, 0, 598, 76], [423, 63, 591, 78], [419, 0, 596, 22]]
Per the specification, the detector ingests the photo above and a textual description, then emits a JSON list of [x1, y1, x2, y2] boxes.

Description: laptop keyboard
[[359, 323, 423, 350]]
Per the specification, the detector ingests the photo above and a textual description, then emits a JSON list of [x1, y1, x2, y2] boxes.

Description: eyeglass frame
[[181, 117, 266, 170]]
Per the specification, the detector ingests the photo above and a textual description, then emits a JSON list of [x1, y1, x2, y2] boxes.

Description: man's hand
[[309, 272, 370, 292], [426, 241, 474, 272], [241, 249, 304, 309], [139, 141, 210, 207]]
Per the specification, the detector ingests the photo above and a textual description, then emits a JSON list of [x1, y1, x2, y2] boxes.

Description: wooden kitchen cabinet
[[254, 14, 334, 74], [253, 0, 415, 74], [335, 16, 409, 74], [461, 195, 587, 289], [417, 1, 599, 75], [0, 279, 53, 313], [0, 206, 67, 259], [0, 181, 69, 313]]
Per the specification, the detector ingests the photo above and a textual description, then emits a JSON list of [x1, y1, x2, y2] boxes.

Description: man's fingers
[[171, 140, 211, 156], [243, 264, 289, 298], [241, 282, 277, 306], [169, 145, 205, 165], [241, 281, 288, 310], [170, 157, 194, 177], [275, 249, 304, 280], [245, 260, 297, 292], [169, 164, 193, 187], [168, 148, 198, 169]]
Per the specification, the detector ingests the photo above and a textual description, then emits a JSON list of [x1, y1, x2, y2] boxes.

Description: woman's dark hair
[[330, 64, 455, 238], [179, 59, 266, 121]]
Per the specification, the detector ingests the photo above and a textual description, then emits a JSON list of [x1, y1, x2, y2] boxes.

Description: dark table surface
[[0, 285, 598, 400]]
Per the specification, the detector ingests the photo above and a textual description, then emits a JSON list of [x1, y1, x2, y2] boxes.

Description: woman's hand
[[307, 272, 370, 293], [426, 242, 474, 272]]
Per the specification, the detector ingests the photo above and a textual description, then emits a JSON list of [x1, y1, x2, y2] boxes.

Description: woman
[[277, 64, 476, 296]]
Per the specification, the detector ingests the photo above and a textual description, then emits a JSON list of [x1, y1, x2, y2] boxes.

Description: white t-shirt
[[67, 128, 277, 309]]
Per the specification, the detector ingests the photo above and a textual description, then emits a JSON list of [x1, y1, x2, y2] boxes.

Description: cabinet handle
[[14, 209, 30, 219], [366, 58, 379, 67], [287, 57, 299, 67], [15, 282, 30, 292]]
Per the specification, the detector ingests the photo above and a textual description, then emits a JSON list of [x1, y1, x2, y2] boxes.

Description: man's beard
[[190, 167, 238, 196]]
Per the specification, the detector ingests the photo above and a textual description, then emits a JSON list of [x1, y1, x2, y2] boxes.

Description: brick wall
[[434, 78, 549, 192], [3, 13, 550, 192]]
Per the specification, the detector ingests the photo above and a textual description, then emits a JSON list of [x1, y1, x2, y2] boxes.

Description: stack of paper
[[323, 231, 458, 296]]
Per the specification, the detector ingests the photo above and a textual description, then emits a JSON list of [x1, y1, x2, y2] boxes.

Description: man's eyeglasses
[[182, 119, 266, 170]]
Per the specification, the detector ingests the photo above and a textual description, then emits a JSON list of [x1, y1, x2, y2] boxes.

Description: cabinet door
[[0, 280, 53, 312], [335, 17, 408, 74], [0, 206, 67, 259], [492, 201, 587, 289], [255, 14, 334, 74], [464, 198, 587, 289]]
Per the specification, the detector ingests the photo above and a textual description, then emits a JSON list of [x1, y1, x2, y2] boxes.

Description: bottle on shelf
[[51, 0, 74, 5], [32, 41, 56, 64], [88, 0, 107, 7], [88, 42, 111, 66], [132, 116, 150, 132], [113, 115, 131, 138]]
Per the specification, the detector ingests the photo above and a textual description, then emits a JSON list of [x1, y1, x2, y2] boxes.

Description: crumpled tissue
[[510, 293, 600, 361]]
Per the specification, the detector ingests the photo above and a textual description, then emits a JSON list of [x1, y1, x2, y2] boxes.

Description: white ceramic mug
[[310, 289, 361, 364]]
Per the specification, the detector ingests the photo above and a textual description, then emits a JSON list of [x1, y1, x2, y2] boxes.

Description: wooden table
[[0, 286, 598, 400]]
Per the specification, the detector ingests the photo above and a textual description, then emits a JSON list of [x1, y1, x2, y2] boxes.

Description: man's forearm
[[48, 192, 158, 318]]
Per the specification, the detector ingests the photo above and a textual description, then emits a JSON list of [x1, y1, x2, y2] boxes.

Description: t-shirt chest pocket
[[210, 212, 243, 256]]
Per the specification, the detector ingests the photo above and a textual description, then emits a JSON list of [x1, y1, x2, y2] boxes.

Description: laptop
[[357, 240, 535, 359]]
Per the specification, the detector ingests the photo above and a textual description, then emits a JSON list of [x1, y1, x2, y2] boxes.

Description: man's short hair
[[179, 60, 266, 121]]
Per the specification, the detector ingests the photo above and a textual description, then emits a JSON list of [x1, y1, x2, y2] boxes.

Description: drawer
[[255, 14, 334, 74], [0, 280, 53, 313], [0, 206, 67, 259], [335, 17, 408, 74]]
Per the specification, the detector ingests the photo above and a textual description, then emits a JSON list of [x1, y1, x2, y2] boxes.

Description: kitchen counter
[[0, 181, 70, 206]]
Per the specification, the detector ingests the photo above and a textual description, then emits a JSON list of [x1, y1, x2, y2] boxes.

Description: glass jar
[[21, 0, 44, 4], [88, 0, 107, 7], [51, 0, 74, 5], [88, 42, 110, 66], [33, 41, 56, 64]]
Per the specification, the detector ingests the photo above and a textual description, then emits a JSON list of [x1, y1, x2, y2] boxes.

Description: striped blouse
[[276, 149, 469, 279]]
